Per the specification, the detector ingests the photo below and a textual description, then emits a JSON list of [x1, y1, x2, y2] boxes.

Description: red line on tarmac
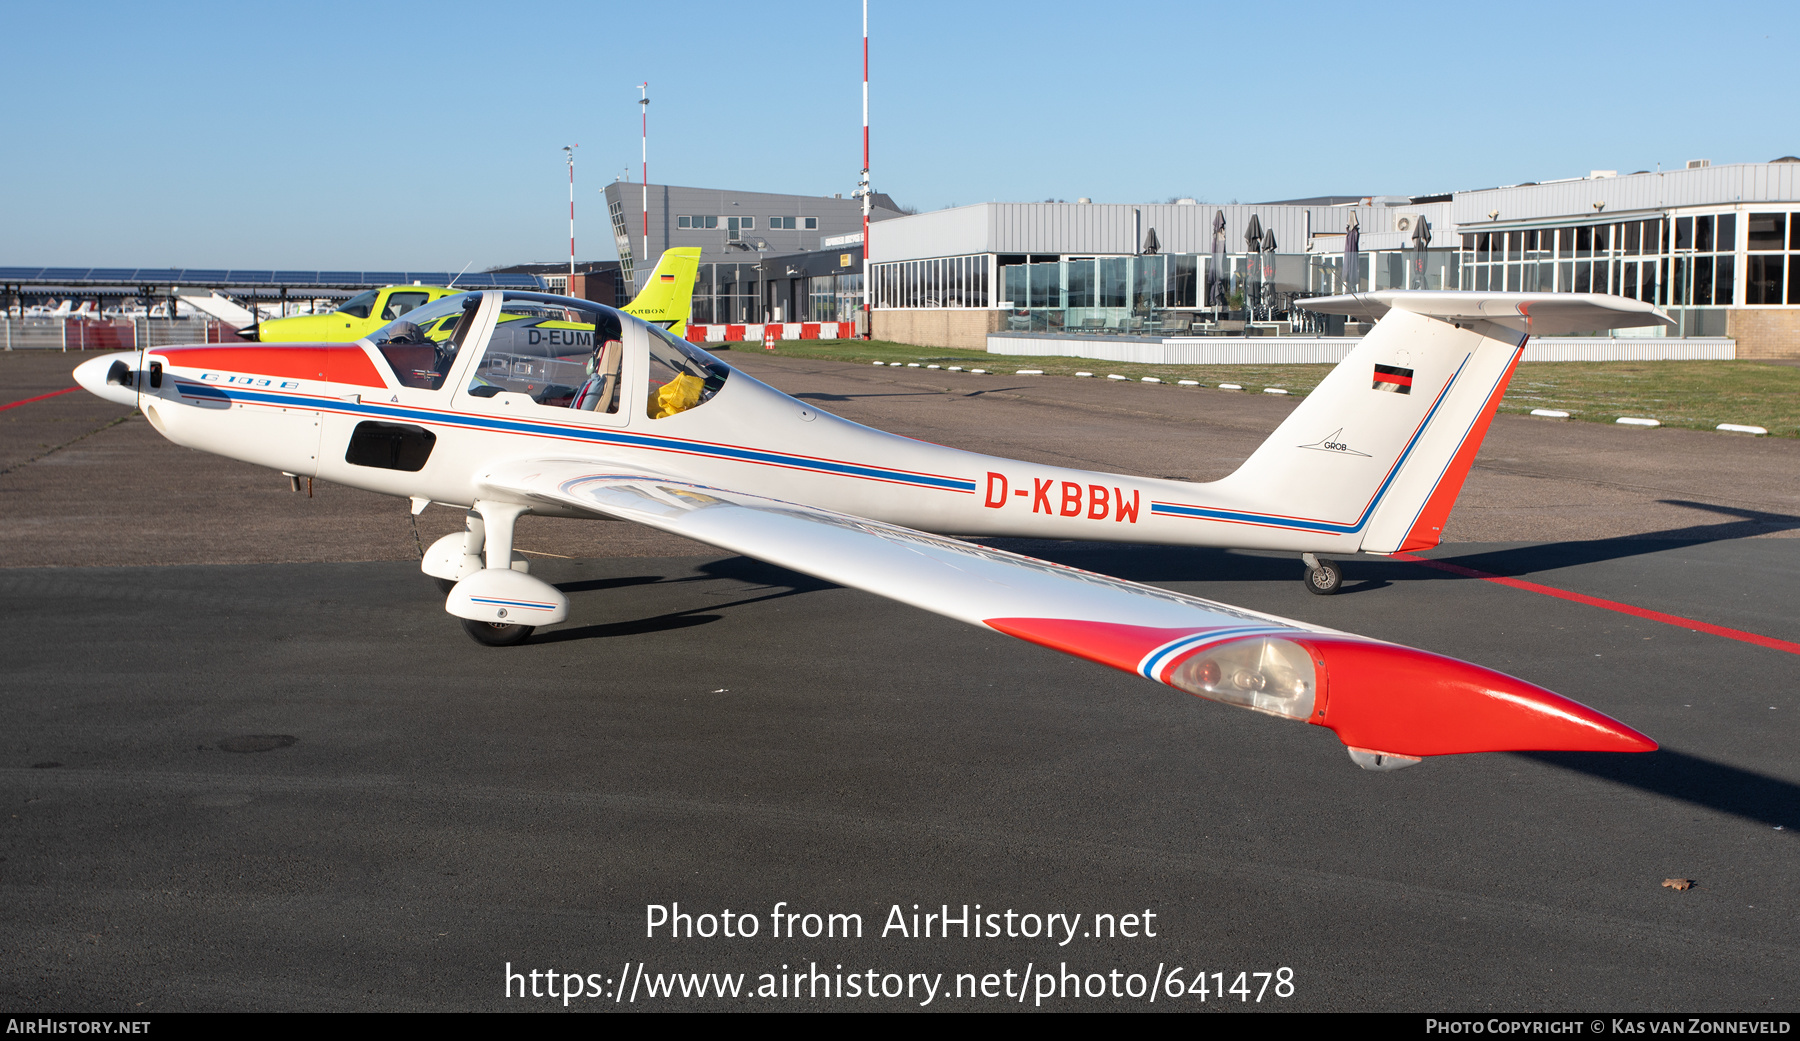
[[1394, 551, 1800, 657], [0, 387, 80, 410]]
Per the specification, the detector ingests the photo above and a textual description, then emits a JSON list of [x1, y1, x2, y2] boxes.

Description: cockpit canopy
[[365, 290, 730, 419]]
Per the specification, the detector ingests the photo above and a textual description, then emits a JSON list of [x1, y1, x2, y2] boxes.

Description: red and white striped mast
[[857, 1, 872, 338], [639, 83, 650, 285], [563, 144, 578, 287]]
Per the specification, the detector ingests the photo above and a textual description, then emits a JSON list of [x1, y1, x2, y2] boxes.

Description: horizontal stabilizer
[[1303, 291, 1672, 337]]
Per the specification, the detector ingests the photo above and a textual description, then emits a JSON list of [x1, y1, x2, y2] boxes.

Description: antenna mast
[[563, 144, 578, 287], [857, 1, 872, 338], [639, 83, 650, 287]]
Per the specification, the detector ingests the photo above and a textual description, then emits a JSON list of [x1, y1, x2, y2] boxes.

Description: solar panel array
[[0, 268, 543, 290]]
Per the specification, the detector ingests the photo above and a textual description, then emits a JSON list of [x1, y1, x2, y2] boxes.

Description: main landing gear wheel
[[1304, 559, 1343, 595], [460, 618, 535, 646]]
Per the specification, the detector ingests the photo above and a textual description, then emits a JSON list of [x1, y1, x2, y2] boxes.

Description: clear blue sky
[[2, 0, 1793, 270]]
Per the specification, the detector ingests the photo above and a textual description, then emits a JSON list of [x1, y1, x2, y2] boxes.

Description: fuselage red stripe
[[1395, 552, 1800, 656]]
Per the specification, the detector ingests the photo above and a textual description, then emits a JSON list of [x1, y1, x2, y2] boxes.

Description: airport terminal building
[[861, 161, 1800, 357]]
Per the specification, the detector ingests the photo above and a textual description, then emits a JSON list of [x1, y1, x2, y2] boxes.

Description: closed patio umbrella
[[1344, 214, 1361, 294], [1243, 215, 1264, 315], [1411, 216, 1432, 289], [1261, 228, 1278, 310], [1207, 210, 1228, 309]]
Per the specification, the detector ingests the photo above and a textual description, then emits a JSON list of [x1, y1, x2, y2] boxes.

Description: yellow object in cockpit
[[652, 373, 705, 419]]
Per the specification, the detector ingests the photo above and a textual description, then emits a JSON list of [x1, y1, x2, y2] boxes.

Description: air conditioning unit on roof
[[1393, 213, 1424, 234], [1686, 159, 1710, 169]]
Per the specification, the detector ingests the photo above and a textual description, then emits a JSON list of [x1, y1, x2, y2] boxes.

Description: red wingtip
[[1304, 638, 1657, 757]]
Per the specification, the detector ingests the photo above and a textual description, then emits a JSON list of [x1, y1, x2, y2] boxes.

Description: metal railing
[[0, 317, 246, 350]]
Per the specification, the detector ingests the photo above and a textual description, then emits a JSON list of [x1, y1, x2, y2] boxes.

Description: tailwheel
[[460, 618, 536, 646], [1304, 558, 1343, 596]]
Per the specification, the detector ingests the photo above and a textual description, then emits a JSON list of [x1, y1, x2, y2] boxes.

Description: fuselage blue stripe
[[170, 379, 976, 493]]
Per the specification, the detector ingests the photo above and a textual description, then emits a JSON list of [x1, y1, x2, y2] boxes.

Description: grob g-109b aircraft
[[74, 288, 1669, 770]]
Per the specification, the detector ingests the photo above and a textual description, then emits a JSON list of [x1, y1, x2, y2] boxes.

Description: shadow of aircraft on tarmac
[[539, 558, 837, 645], [1396, 501, 1800, 582], [1520, 748, 1800, 832], [980, 499, 1800, 591]]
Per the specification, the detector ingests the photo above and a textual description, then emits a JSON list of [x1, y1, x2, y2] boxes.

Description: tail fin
[[623, 247, 703, 336], [1206, 292, 1671, 554]]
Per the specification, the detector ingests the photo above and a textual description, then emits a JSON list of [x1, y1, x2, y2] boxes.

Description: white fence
[[0, 318, 243, 350], [985, 334, 1737, 364]]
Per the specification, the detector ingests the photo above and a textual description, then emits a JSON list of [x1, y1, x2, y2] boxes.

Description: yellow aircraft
[[247, 285, 463, 342], [244, 248, 702, 342]]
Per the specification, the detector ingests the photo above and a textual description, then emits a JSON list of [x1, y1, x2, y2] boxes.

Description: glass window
[[337, 289, 379, 319], [1624, 222, 1641, 255], [1747, 256, 1784, 304], [1558, 227, 1575, 257], [468, 294, 624, 409], [368, 292, 483, 391], [741, 217, 754, 230], [1675, 217, 1693, 251], [678, 216, 691, 229], [1748, 213, 1786, 250], [804, 217, 817, 230], [381, 291, 430, 321], [1694, 256, 1714, 304], [1169, 255, 1197, 307], [1790, 259, 1800, 304], [1506, 231, 1522, 260], [1717, 214, 1736, 252], [1098, 258, 1128, 308], [1695, 215, 1714, 252], [644, 322, 728, 419], [1714, 253, 1733, 305], [1621, 262, 1638, 300]]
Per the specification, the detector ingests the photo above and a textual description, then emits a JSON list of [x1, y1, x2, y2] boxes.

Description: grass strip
[[747, 340, 1799, 437]]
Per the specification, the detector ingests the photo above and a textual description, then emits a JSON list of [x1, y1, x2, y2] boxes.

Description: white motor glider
[[75, 289, 1670, 769]]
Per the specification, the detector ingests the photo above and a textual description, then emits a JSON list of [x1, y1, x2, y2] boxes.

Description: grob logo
[[1298, 428, 1370, 457]]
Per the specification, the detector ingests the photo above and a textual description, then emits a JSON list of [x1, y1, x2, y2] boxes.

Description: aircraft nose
[[1307, 637, 1657, 759], [73, 351, 141, 408]]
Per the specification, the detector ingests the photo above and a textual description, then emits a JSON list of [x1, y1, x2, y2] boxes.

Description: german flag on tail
[[1372, 363, 1414, 394]]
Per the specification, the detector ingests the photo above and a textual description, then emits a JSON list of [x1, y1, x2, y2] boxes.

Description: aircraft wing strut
[[480, 458, 1654, 767]]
